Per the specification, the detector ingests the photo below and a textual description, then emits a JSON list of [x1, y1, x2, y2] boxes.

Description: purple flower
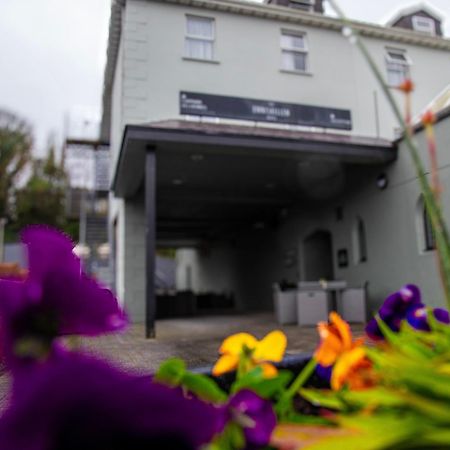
[[366, 284, 449, 340], [0, 227, 127, 370], [406, 306, 450, 331], [226, 389, 276, 448], [366, 284, 423, 340], [315, 364, 332, 383], [0, 352, 223, 450]]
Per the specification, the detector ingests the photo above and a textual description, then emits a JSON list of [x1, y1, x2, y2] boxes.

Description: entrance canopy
[[113, 120, 396, 247]]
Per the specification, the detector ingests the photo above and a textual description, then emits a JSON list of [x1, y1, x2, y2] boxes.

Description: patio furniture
[[337, 287, 367, 323], [296, 289, 331, 326], [296, 280, 348, 326], [273, 284, 297, 325]]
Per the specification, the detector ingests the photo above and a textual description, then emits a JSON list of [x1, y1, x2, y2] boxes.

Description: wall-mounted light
[[376, 173, 388, 190]]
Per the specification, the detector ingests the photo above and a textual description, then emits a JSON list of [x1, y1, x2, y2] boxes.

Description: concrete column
[[145, 149, 156, 338]]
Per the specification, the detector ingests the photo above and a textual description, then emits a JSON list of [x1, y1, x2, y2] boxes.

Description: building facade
[[101, 0, 450, 329]]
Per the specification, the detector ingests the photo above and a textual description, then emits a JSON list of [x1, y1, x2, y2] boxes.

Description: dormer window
[[288, 0, 313, 11], [412, 15, 436, 35]]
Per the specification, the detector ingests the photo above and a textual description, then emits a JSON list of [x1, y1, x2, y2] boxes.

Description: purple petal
[[228, 390, 276, 447], [406, 307, 430, 331], [366, 285, 423, 340], [434, 308, 450, 324], [0, 353, 223, 450], [315, 364, 332, 382], [21, 226, 126, 336]]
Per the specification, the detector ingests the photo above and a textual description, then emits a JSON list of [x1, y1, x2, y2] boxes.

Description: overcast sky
[[0, 0, 449, 156]]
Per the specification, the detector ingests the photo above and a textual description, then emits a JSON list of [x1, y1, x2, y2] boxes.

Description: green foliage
[[300, 322, 450, 449], [14, 143, 68, 231], [0, 110, 32, 218], [155, 358, 227, 403]]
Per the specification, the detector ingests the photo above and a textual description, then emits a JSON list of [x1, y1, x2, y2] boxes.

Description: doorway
[[303, 230, 334, 280]]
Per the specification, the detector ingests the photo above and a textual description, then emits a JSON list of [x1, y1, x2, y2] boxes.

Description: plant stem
[[327, 0, 450, 310], [286, 357, 317, 399]]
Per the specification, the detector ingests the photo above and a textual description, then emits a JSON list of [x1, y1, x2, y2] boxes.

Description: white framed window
[[185, 15, 215, 61], [280, 31, 308, 73], [412, 15, 436, 35], [352, 217, 368, 264], [416, 196, 436, 253], [385, 49, 411, 87]]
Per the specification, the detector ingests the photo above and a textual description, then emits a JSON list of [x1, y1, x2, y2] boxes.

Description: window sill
[[182, 57, 220, 64], [280, 69, 313, 77]]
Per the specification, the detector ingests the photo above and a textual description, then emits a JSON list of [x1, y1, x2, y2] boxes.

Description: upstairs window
[[385, 49, 411, 86], [412, 15, 436, 35], [281, 31, 308, 72], [185, 15, 215, 60]]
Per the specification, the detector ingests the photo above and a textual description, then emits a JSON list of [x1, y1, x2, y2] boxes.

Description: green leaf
[[181, 372, 227, 403], [232, 369, 292, 399], [154, 358, 186, 385], [299, 388, 345, 411]]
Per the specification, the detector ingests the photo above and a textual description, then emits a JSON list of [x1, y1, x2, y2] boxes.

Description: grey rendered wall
[[111, 0, 450, 316], [123, 192, 146, 322], [329, 117, 450, 311]]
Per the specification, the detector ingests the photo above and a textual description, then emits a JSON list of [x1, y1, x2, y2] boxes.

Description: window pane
[[185, 38, 213, 60], [281, 33, 306, 50], [187, 16, 213, 38], [387, 51, 407, 62], [282, 51, 307, 71], [387, 63, 408, 86]]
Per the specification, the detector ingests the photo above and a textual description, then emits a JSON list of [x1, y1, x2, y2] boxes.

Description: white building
[[101, 0, 450, 334]]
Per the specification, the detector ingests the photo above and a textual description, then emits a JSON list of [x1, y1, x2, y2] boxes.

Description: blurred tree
[[14, 139, 68, 231], [0, 110, 32, 218]]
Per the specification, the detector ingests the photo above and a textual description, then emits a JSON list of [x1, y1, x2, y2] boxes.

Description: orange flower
[[397, 78, 414, 93], [314, 312, 363, 367], [212, 330, 287, 377], [331, 347, 376, 391], [421, 109, 436, 126]]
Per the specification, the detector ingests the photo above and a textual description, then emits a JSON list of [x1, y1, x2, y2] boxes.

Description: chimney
[[265, 0, 324, 14]]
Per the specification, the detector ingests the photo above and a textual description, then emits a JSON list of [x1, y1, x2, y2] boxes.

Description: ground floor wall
[[112, 115, 450, 320]]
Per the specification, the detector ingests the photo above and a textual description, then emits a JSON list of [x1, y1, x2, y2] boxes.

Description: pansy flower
[[224, 389, 276, 449], [0, 226, 127, 371], [330, 347, 377, 391], [406, 306, 450, 331], [212, 331, 287, 377], [366, 284, 449, 340], [0, 352, 223, 450], [314, 312, 370, 389], [314, 312, 364, 367]]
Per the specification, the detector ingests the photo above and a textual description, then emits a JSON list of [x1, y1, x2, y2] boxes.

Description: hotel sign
[[180, 91, 352, 130]]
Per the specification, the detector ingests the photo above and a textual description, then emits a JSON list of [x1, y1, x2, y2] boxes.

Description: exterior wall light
[[376, 173, 388, 190]]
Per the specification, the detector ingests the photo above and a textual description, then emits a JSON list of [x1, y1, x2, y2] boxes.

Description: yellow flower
[[212, 330, 287, 377], [314, 312, 363, 367]]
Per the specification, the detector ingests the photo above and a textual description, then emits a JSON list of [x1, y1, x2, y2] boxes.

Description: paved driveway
[[0, 313, 364, 409]]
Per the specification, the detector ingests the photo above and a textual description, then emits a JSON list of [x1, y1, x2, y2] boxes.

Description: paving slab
[[0, 313, 365, 410]]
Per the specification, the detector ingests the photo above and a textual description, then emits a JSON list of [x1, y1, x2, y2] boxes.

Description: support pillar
[[145, 149, 156, 338]]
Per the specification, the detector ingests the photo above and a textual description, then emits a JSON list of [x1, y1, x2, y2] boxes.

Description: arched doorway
[[303, 230, 334, 280]]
